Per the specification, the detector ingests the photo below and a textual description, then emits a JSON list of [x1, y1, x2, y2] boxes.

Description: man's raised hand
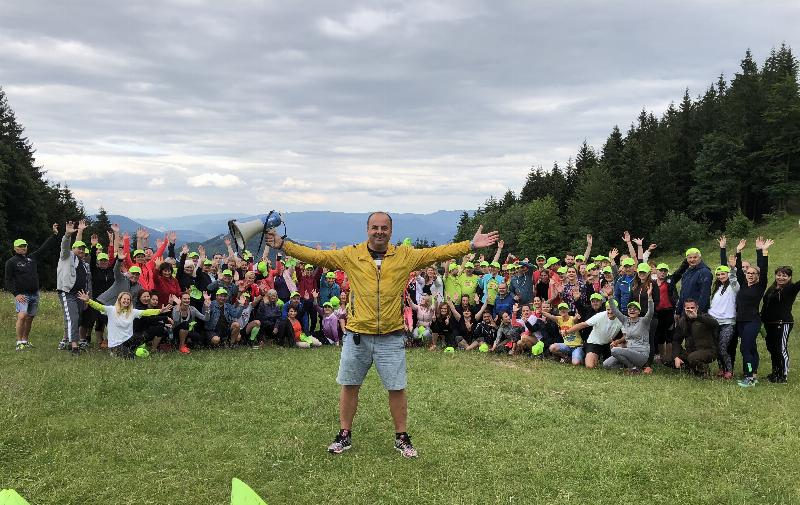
[[471, 225, 500, 249]]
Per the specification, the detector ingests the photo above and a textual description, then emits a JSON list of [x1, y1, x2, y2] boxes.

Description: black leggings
[[738, 319, 762, 377]]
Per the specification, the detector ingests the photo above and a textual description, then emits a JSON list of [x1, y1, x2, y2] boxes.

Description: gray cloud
[[1, 0, 798, 218]]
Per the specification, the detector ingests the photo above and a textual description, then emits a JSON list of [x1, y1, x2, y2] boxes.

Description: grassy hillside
[[1, 215, 799, 504]]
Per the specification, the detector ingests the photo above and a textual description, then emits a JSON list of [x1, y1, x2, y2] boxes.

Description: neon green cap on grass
[[532, 341, 544, 356], [637, 263, 650, 273], [479, 343, 489, 352]]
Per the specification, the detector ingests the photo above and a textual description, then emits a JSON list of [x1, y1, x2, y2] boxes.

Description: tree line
[[454, 45, 800, 259]]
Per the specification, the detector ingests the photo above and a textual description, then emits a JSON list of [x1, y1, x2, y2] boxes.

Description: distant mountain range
[[105, 211, 467, 254]]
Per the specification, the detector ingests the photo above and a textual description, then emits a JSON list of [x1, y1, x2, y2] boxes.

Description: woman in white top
[[78, 290, 170, 358], [709, 237, 741, 379]]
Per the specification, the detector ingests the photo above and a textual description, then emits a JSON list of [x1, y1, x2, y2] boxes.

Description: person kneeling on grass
[[672, 298, 718, 377], [602, 284, 654, 374], [133, 292, 174, 352], [447, 296, 488, 350], [563, 297, 622, 369], [171, 292, 211, 353], [542, 302, 583, 365], [77, 290, 170, 359], [276, 305, 322, 348], [490, 312, 519, 354]]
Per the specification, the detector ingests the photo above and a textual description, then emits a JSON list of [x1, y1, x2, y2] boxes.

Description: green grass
[[2, 215, 800, 504]]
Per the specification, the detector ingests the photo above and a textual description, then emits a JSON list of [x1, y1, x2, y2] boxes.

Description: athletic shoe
[[78, 340, 89, 351], [327, 430, 352, 454], [642, 367, 653, 375], [395, 433, 418, 458], [100, 339, 108, 349], [24, 341, 34, 349], [15, 342, 26, 351], [767, 374, 788, 384], [738, 377, 757, 388], [178, 345, 191, 354], [722, 371, 734, 380], [625, 368, 641, 376], [58, 340, 68, 350]]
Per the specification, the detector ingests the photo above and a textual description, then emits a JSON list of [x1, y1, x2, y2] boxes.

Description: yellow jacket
[[282, 240, 471, 335]]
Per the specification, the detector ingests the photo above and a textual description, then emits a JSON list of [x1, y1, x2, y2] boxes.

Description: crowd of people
[[4, 221, 797, 387]]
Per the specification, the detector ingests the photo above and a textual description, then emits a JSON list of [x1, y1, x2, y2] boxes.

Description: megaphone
[[227, 210, 284, 253]]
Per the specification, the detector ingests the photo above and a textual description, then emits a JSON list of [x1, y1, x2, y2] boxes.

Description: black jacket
[[4, 234, 56, 295]]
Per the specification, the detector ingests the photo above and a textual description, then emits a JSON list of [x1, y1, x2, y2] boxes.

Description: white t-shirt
[[585, 312, 623, 345], [103, 305, 146, 348]]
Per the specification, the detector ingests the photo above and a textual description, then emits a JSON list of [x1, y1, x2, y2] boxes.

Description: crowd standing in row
[[4, 222, 797, 387]]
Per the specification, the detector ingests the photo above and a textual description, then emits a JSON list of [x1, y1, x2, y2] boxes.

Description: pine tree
[[519, 166, 545, 203]]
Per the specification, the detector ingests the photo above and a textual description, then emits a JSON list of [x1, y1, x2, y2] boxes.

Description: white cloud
[[148, 177, 165, 187], [187, 173, 242, 188], [317, 9, 401, 40], [280, 177, 313, 190]]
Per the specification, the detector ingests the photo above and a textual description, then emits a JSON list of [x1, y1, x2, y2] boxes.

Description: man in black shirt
[[4, 224, 58, 350]]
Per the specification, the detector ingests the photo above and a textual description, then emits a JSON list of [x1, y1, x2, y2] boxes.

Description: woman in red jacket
[[152, 261, 183, 308]]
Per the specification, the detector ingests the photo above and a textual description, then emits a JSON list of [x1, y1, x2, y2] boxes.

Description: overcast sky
[[1, 1, 798, 219]]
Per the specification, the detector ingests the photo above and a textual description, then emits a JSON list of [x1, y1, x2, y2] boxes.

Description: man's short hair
[[367, 211, 392, 227], [684, 298, 697, 306]]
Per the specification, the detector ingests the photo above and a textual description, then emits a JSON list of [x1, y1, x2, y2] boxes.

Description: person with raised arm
[[266, 212, 498, 458], [736, 237, 773, 387]]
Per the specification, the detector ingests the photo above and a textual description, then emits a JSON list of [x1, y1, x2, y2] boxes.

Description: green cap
[[592, 255, 607, 261], [536, 255, 546, 261], [329, 296, 340, 308], [490, 261, 501, 268], [305, 264, 314, 269], [188, 252, 199, 258], [215, 288, 228, 296], [532, 341, 545, 356], [222, 269, 233, 277], [575, 255, 585, 261], [72, 240, 86, 249], [94, 244, 103, 251], [545, 257, 559, 268], [621, 258, 635, 267], [479, 342, 489, 352], [97, 253, 109, 261], [464, 262, 474, 269], [557, 266, 567, 274], [128, 266, 142, 274], [135, 346, 150, 358], [590, 293, 604, 301], [448, 263, 458, 271], [84, 248, 91, 254], [656, 263, 670, 272], [586, 263, 597, 271], [443, 346, 455, 353], [502, 264, 510, 271], [637, 263, 650, 273], [203, 259, 213, 265], [257, 261, 267, 274], [715, 265, 731, 274], [557, 302, 569, 310], [290, 291, 300, 298], [326, 272, 336, 279], [685, 247, 701, 257], [627, 301, 641, 311], [13, 238, 27, 247], [133, 249, 145, 257], [479, 261, 489, 267], [242, 292, 251, 298], [402, 237, 413, 246], [602, 266, 613, 274], [323, 302, 332, 308]]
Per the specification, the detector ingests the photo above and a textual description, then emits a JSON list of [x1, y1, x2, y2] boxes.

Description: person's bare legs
[[15, 312, 27, 341], [388, 389, 407, 433], [340, 385, 360, 430]]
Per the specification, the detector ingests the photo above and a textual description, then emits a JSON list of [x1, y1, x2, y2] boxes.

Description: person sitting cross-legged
[[672, 298, 719, 377]]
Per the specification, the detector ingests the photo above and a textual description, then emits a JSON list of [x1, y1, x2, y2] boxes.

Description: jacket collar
[[356, 241, 397, 261]]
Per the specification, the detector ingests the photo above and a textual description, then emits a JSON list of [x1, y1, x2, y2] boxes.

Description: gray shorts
[[337, 331, 407, 391]]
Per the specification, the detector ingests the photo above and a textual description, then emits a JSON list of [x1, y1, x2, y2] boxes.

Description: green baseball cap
[[479, 261, 489, 267], [305, 264, 314, 269], [323, 302, 332, 308], [602, 266, 613, 274], [97, 253, 109, 261], [84, 248, 91, 254], [621, 258, 635, 267], [222, 269, 233, 277], [241, 292, 251, 298], [532, 341, 544, 356], [448, 263, 458, 271], [216, 288, 228, 296], [715, 265, 731, 274], [656, 263, 670, 272], [325, 272, 336, 279], [536, 255, 546, 261], [464, 261, 474, 269], [586, 263, 598, 271], [128, 266, 142, 274], [290, 291, 300, 298], [592, 255, 607, 261], [94, 244, 103, 251], [132, 249, 145, 257], [557, 302, 569, 310], [188, 252, 199, 258], [257, 261, 268, 274], [627, 301, 641, 311], [557, 266, 568, 274], [490, 261, 501, 268], [637, 263, 650, 273], [479, 342, 489, 352], [329, 296, 340, 308], [203, 259, 213, 265], [545, 257, 559, 268], [685, 247, 701, 257], [72, 240, 86, 249], [590, 293, 604, 301], [575, 254, 585, 261], [13, 238, 27, 247]]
